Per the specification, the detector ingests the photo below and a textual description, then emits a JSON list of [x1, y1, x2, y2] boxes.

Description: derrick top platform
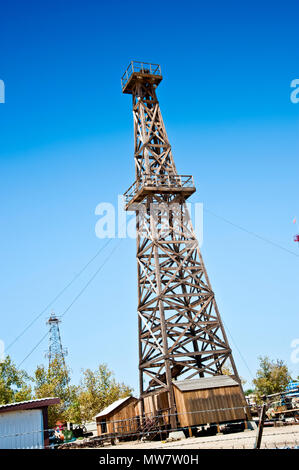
[[121, 61, 162, 94], [124, 174, 196, 211]]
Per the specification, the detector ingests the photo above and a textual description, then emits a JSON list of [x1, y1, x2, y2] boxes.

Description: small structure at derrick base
[[46, 312, 68, 368], [116, 61, 251, 436], [95, 396, 139, 437]]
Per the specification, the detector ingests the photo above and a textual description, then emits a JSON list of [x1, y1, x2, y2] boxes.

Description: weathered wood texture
[[96, 397, 139, 436], [96, 383, 249, 437], [143, 390, 170, 425], [173, 383, 247, 427]]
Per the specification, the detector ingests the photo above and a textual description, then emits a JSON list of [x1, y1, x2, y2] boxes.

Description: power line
[[7, 239, 113, 352], [61, 240, 122, 319], [221, 319, 255, 381], [203, 208, 299, 381], [205, 208, 299, 258], [17, 240, 122, 368], [18, 332, 48, 368]]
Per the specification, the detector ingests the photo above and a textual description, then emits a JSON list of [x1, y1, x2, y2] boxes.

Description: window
[[100, 419, 107, 434]]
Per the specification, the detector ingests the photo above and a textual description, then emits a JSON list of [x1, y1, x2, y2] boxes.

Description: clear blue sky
[[0, 0, 298, 393]]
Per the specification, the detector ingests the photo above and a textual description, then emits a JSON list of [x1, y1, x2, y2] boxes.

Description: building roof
[[173, 375, 239, 392], [0, 397, 60, 414], [94, 396, 136, 419]]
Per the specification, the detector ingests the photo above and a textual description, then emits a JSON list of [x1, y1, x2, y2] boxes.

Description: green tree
[[0, 355, 32, 404], [253, 356, 291, 402], [33, 358, 78, 427], [76, 363, 133, 422]]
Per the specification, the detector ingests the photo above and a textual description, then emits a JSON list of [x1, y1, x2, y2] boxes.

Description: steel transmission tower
[[46, 312, 68, 368], [122, 62, 243, 423]]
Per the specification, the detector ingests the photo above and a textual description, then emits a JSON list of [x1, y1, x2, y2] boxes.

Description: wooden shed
[[173, 376, 249, 428], [95, 396, 139, 437], [137, 389, 171, 431], [143, 390, 170, 422]]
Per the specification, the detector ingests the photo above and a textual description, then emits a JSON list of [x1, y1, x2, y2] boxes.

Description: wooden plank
[[173, 384, 247, 427]]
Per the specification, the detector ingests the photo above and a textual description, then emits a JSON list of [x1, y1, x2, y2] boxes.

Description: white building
[[0, 397, 60, 449]]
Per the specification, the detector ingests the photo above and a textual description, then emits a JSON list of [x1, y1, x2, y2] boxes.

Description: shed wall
[[174, 385, 247, 427], [97, 399, 139, 436], [143, 391, 170, 425], [0, 409, 44, 449]]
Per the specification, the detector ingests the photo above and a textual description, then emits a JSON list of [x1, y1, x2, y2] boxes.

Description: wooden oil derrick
[[122, 61, 243, 427]]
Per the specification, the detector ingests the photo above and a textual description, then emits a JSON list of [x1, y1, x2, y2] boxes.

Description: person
[[54, 426, 64, 441]]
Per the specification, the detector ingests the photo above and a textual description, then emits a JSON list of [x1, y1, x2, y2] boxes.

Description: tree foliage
[[33, 358, 78, 427], [253, 356, 291, 401], [0, 355, 133, 427], [76, 364, 133, 423], [32, 360, 133, 426], [0, 356, 32, 404]]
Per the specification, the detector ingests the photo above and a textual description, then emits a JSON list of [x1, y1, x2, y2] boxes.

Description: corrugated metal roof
[[173, 376, 239, 392], [94, 396, 136, 419], [0, 397, 60, 413]]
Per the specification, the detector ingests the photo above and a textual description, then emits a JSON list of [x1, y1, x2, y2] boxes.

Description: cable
[[203, 208, 295, 380], [205, 208, 299, 258], [221, 319, 255, 381], [61, 240, 122, 319], [7, 239, 113, 352], [17, 240, 122, 368], [18, 332, 49, 368]]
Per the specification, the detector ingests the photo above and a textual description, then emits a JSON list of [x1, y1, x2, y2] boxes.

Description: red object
[[294, 234, 299, 242]]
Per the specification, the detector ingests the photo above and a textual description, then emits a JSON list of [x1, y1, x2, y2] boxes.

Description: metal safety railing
[[123, 174, 194, 205], [121, 61, 162, 90]]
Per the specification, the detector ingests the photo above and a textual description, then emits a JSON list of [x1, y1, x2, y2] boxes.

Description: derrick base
[[96, 376, 251, 441]]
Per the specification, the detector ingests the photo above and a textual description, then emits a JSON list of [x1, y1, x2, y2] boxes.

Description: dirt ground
[[104, 424, 299, 449]]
